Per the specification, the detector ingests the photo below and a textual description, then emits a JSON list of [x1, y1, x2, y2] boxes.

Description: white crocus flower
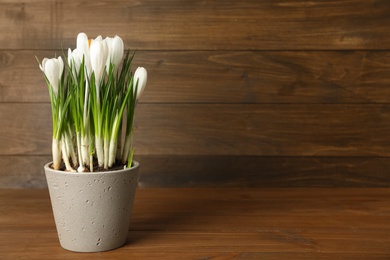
[[89, 36, 109, 169], [67, 48, 83, 80], [121, 67, 147, 165], [90, 37, 109, 87], [70, 33, 95, 171], [105, 35, 124, 72], [76, 32, 92, 77], [39, 56, 64, 97], [133, 67, 147, 100]]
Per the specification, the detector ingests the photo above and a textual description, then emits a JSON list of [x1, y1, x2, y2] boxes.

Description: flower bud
[[39, 56, 64, 97], [133, 67, 147, 100]]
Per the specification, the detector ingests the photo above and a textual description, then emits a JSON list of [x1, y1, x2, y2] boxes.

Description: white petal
[[111, 35, 124, 68], [67, 48, 72, 66], [76, 32, 91, 77], [44, 59, 59, 96], [105, 37, 113, 71], [93, 35, 103, 42], [90, 40, 108, 86], [77, 32, 89, 50], [58, 56, 64, 79], [73, 49, 83, 70], [133, 67, 147, 100], [40, 58, 49, 72]]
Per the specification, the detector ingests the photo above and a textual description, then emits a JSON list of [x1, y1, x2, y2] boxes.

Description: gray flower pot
[[44, 161, 140, 252]]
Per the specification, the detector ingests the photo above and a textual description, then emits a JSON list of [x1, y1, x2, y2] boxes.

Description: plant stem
[[108, 138, 117, 168], [104, 138, 109, 169], [76, 133, 82, 167], [61, 138, 75, 172], [116, 122, 122, 161], [52, 138, 62, 170], [65, 127, 77, 167], [89, 132, 94, 171], [121, 132, 132, 165], [127, 147, 135, 168], [95, 136, 104, 167], [81, 131, 90, 167], [76, 132, 87, 173]]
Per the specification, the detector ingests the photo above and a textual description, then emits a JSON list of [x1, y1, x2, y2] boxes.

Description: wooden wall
[[1, 0, 390, 188]]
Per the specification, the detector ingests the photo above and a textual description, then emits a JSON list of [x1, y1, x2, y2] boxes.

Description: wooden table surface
[[1, 188, 389, 259]]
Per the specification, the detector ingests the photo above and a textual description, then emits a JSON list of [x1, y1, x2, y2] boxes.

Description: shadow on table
[[124, 189, 244, 245]]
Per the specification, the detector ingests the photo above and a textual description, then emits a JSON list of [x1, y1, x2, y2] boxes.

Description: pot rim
[[44, 160, 139, 175]]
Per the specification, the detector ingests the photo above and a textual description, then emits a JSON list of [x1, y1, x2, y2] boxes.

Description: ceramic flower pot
[[44, 161, 140, 252]]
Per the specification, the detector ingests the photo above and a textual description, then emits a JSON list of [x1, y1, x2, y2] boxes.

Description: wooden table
[[1, 188, 389, 259]]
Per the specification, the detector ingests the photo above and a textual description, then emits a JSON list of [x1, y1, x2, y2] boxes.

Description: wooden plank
[[0, 188, 389, 258], [0, 103, 52, 155], [0, 51, 49, 103], [136, 50, 390, 104], [1, 155, 389, 188], [136, 156, 390, 188], [4, 50, 390, 104], [1, 103, 390, 156], [0, 155, 50, 188], [0, 231, 389, 257], [1, 1, 390, 50], [135, 104, 390, 156]]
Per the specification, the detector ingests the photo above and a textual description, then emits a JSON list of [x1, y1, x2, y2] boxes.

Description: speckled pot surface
[[44, 161, 140, 252]]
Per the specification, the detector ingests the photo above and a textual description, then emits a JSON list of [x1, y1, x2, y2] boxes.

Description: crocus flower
[[90, 36, 109, 87], [105, 35, 124, 72], [133, 67, 147, 100], [76, 32, 92, 77], [39, 56, 64, 97], [68, 48, 83, 80]]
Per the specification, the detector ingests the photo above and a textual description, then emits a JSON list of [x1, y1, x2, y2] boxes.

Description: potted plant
[[38, 32, 147, 252]]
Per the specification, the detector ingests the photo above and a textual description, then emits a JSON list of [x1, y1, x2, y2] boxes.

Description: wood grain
[[1, 155, 389, 188], [3, 50, 390, 104], [1, 1, 390, 50], [134, 104, 390, 157], [0, 188, 389, 258], [0, 155, 50, 188], [3, 103, 390, 156], [1, 103, 390, 157], [136, 155, 390, 188], [1, 0, 390, 189]]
